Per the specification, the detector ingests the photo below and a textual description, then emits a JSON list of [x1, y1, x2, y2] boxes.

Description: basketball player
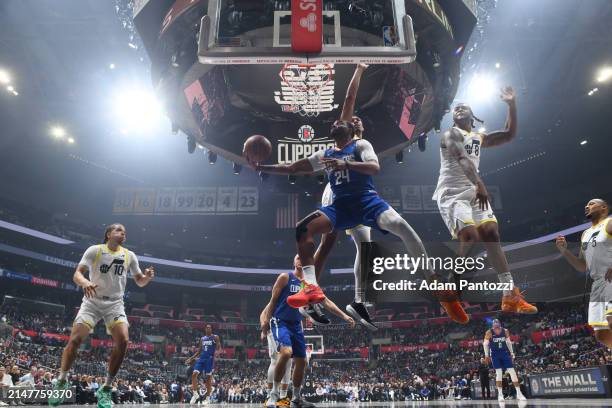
[[185, 324, 222, 404], [556, 198, 612, 347], [483, 319, 526, 401], [49, 224, 155, 408], [260, 255, 355, 407], [300, 64, 376, 330], [253, 71, 468, 324], [433, 87, 537, 314]]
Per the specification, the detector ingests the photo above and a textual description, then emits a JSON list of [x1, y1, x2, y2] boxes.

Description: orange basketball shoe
[[287, 283, 326, 308], [435, 290, 470, 324], [501, 287, 538, 314]]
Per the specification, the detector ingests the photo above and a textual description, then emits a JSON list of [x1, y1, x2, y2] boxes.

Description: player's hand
[[344, 315, 356, 328], [81, 281, 98, 298], [500, 86, 515, 105], [185, 357, 193, 365], [144, 267, 155, 279], [484, 356, 491, 366], [511, 353, 516, 360], [555, 236, 568, 253], [357, 63, 369, 71], [475, 182, 490, 211], [606, 267, 612, 283], [320, 158, 348, 171]]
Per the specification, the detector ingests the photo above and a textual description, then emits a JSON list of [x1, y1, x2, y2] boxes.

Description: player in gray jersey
[[557, 199, 612, 348], [49, 224, 155, 408]]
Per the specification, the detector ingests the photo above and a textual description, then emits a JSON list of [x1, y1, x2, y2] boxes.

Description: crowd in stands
[[1, 299, 611, 404]]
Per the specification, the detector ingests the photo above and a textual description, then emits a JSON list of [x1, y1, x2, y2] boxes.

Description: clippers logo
[[300, 13, 317, 33], [277, 125, 334, 164], [298, 125, 315, 142]]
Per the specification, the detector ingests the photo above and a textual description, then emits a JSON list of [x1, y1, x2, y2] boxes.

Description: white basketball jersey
[[581, 218, 612, 285], [433, 127, 483, 199], [78, 244, 140, 298]]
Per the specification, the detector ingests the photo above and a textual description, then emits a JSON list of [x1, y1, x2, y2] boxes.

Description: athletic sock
[[497, 386, 503, 396], [103, 375, 115, 389], [280, 388, 287, 399], [271, 381, 279, 395], [498, 272, 514, 296], [302, 265, 317, 285]]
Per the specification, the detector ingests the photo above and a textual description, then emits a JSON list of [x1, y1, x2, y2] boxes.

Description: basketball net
[[279, 63, 334, 117]]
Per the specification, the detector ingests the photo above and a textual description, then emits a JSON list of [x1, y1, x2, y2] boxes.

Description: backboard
[[198, 0, 416, 64]]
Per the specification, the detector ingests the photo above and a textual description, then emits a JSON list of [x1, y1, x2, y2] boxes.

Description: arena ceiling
[[0, 0, 611, 219]]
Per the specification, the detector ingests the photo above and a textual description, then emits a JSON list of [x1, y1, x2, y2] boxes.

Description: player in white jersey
[[433, 87, 537, 315], [49, 224, 155, 408], [556, 199, 612, 348]]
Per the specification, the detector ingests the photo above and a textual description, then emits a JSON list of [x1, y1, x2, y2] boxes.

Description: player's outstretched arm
[[555, 235, 587, 272], [444, 128, 489, 210], [339, 64, 368, 122], [256, 158, 315, 175], [321, 297, 355, 328], [481, 86, 517, 148]]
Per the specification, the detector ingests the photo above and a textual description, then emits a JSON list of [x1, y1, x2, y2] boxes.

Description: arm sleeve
[[307, 150, 326, 171], [78, 246, 99, 269], [483, 339, 490, 357], [128, 251, 142, 277], [355, 140, 378, 162]]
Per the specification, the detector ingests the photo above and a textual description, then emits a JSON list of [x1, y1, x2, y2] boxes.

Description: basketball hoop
[[279, 63, 335, 117]]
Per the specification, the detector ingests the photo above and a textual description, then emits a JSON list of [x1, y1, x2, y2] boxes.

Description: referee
[[478, 357, 491, 399]]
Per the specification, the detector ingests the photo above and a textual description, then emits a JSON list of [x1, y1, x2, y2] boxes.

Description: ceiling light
[[0, 70, 10, 84], [50, 126, 66, 138]]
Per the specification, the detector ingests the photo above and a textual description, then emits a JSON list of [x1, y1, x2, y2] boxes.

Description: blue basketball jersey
[[273, 272, 303, 322], [324, 140, 376, 200], [199, 335, 216, 360], [490, 327, 510, 356]]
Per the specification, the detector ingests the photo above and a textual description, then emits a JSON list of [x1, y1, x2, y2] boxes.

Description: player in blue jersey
[[254, 65, 468, 324], [260, 255, 355, 407], [483, 319, 526, 401], [185, 324, 222, 405]]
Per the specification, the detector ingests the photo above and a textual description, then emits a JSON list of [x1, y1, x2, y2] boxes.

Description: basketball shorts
[[319, 191, 390, 232], [435, 185, 497, 238], [321, 183, 371, 235], [193, 358, 214, 376], [74, 297, 129, 335], [270, 317, 306, 358], [491, 352, 513, 370], [588, 302, 612, 330]]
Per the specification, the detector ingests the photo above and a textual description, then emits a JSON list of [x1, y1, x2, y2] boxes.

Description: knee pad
[[507, 368, 518, 383], [495, 369, 503, 382], [296, 212, 321, 241]]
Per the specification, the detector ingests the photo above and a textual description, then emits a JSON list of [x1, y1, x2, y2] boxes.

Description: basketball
[[243, 134, 272, 164]]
